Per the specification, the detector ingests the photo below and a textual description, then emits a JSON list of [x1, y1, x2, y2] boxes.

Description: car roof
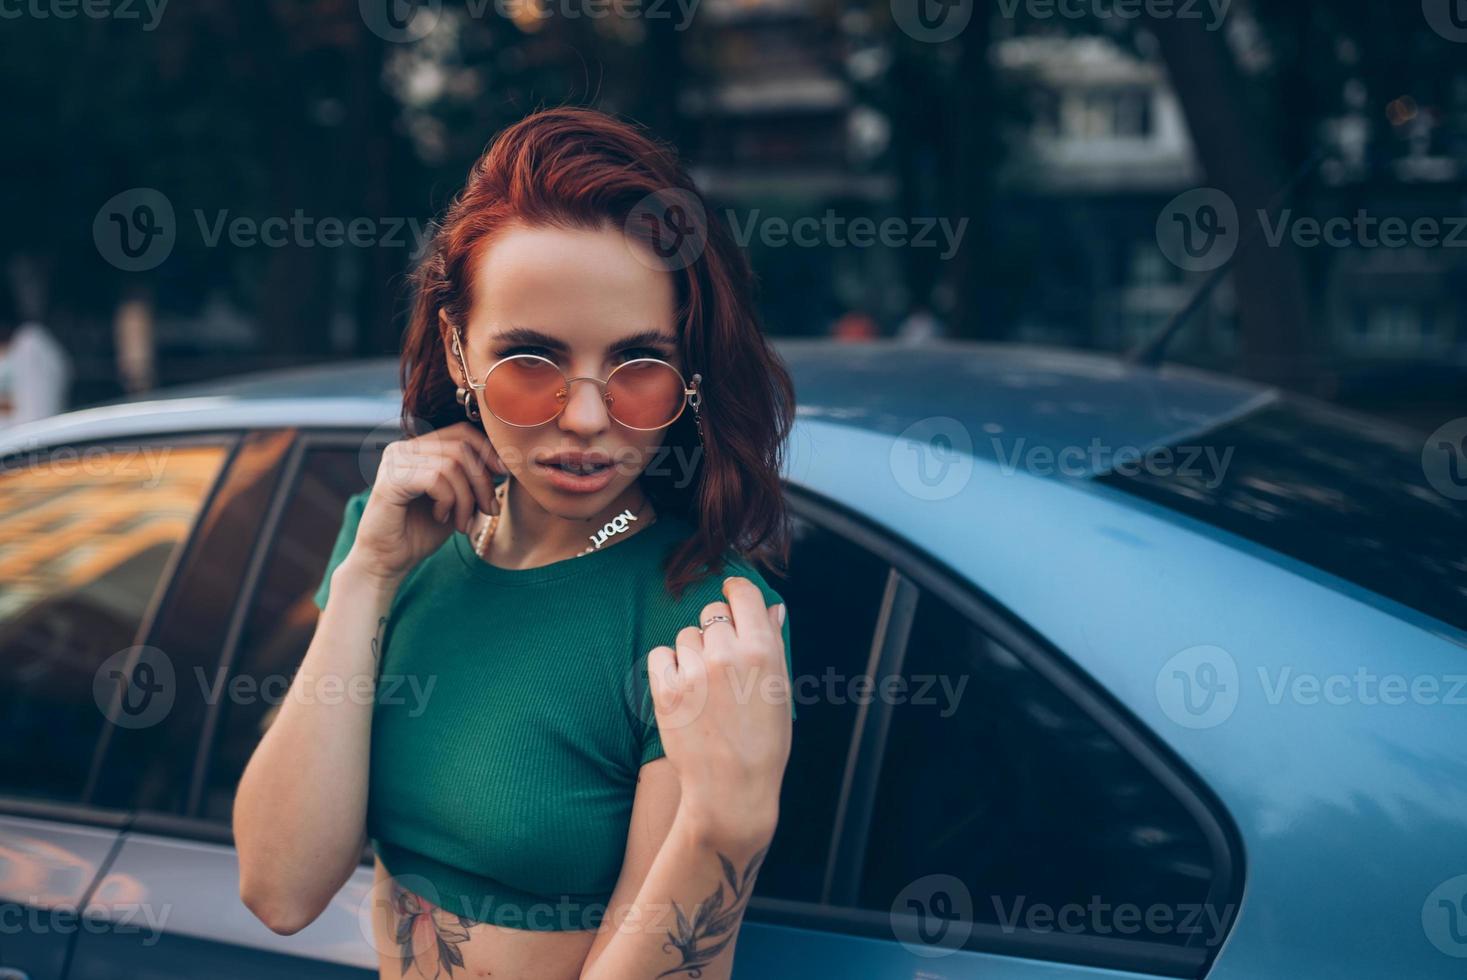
[[0, 340, 1276, 468]]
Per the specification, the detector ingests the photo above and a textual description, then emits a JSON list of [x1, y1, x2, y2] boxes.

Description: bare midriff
[[368, 856, 599, 980]]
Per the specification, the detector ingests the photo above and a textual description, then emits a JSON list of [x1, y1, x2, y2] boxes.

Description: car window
[[198, 445, 378, 822], [0, 442, 228, 804], [87, 431, 293, 816], [752, 511, 890, 903], [857, 588, 1228, 956], [1097, 398, 1467, 632]]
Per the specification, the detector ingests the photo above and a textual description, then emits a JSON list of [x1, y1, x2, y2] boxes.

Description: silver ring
[[699, 614, 732, 632]]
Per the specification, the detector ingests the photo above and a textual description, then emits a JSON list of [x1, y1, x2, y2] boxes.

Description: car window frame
[[740, 484, 1245, 979], [0, 430, 243, 820], [185, 428, 395, 825]]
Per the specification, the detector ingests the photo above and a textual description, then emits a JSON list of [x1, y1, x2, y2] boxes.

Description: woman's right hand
[[347, 421, 506, 584]]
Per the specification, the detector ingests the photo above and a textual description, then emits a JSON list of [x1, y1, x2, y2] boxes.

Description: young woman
[[233, 107, 797, 980]]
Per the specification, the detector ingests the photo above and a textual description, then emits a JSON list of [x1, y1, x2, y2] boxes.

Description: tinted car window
[[0, 443, 227, 803], [859, 589, 1225, 951], [1097, 399, 1467, 632], [753, 512, 890, 903], [200, 446, 376, 821]]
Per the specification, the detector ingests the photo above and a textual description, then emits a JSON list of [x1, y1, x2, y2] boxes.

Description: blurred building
[[988, 28, 1467, 405]]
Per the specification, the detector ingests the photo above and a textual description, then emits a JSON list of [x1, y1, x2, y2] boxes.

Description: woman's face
[[445, 221, 682, 520]]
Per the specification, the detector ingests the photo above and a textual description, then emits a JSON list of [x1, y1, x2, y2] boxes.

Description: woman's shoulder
[[648, 520, 786, 615]]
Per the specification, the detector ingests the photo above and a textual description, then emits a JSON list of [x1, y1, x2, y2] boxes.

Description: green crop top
[[311, 486, 793, 932]]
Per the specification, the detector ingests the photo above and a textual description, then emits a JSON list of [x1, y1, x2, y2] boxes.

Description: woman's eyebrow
[[489, 326, 677, 351]]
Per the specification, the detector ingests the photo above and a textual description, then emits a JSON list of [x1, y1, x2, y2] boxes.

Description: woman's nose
[[557, 376, 611, 432]]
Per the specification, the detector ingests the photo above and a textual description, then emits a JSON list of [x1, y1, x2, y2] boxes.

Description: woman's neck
[[485, 478, 655, 569]]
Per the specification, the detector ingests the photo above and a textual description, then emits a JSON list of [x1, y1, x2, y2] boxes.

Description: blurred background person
[[0, 275, 70, 429], [896, 303, 945, 344]]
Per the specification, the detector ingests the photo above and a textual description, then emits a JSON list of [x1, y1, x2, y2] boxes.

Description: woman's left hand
[[646, 576, 791, 849]]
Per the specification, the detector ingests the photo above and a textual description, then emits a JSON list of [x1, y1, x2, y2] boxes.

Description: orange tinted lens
[[483, 356, 566, 426], [607, 360, 685, 429]]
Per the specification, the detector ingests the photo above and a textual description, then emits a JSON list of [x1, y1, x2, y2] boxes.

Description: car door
[[67, 432, 387, 980], [731, 491, 1241, 979], [0, 435, 234, 980]]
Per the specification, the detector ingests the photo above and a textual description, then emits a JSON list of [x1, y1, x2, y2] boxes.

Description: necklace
[[472, 480, 656, 561]]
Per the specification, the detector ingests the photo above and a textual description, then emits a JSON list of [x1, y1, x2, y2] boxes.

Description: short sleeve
[[639, 570, 795, 769], [312, 488, 372, 610]]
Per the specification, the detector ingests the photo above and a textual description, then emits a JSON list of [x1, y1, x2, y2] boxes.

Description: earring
[[690, 372, 704, 445], [457, 384, 481, 421], [448, 326, 482, 421]]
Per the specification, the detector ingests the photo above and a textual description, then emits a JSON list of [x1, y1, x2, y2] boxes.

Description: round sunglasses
[[452, 328, 701, 430]]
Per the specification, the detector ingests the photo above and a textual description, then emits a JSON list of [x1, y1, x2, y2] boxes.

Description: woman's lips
[[534, 459, 617, 494]]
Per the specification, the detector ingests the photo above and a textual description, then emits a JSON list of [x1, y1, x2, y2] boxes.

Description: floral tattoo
[[391, 880, 476, 979], [657, 844, 768, 978]]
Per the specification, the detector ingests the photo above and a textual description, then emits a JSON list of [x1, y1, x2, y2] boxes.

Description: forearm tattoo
[[656, 844, 768, 979], [370, 615, 387, 672], [391, 880, 474, 979]]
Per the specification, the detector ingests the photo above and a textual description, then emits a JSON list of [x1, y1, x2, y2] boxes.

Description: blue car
[[1, 340, 1464, 979]]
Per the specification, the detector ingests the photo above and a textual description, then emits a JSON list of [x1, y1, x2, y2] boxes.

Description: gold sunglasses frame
[[451, 327, 702, 431]]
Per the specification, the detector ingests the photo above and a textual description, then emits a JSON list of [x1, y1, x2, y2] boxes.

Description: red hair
[[399, 107, 795, 599]]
